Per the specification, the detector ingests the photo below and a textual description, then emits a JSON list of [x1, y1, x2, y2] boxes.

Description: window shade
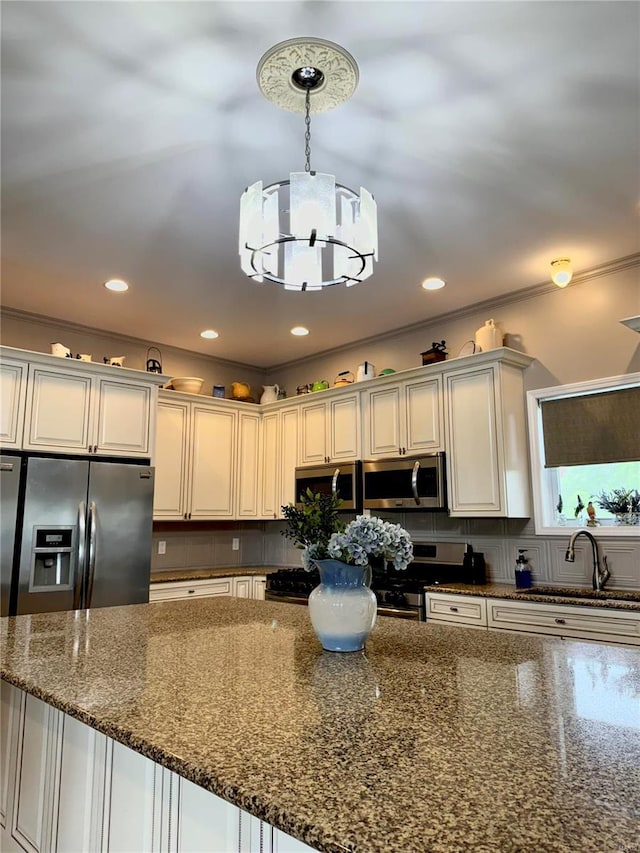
[[541, 387, 640, 467]]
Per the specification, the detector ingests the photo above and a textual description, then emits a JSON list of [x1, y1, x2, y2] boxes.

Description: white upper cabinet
[[260, 410, 280, 519], [362, 376, 443, 459], [153, 392, 260, 521], [24, 367, 155, 456], [235, 409, 262, 517], [258, 403, 300, 519], [0, 347, 164, 458], [153, 398, 191, 519], [0, 357, 28, 448], [190, 406, 236, 518], [444, 356, 532, 517], [299, 391, 359, 464]]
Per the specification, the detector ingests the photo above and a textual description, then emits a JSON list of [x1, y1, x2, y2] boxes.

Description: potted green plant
[[594, 488, 640, 525], [281, 493, 414, 652], [280, 488, 345, 567]]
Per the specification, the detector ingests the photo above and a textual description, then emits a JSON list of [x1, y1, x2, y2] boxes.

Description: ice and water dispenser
[[30, 527, 75, 592]]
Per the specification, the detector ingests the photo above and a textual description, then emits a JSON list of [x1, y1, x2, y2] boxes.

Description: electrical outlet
[[157, 540, 166, 555], [232, 538, 240, 551]]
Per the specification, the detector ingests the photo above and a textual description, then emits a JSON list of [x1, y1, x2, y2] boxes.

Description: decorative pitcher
[[308, 560, 377, 652], [260, 384, 279, 404]]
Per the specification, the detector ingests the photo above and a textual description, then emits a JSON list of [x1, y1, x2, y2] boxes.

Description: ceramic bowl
[[168, 377, 204, 394]]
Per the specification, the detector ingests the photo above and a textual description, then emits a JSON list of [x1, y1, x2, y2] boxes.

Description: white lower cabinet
[[0, 683, 316, 853], [486, 598, 640, 645], [425, 593, 487, 628], [425, 593, 640, 645], [148, 576, 267, 603]]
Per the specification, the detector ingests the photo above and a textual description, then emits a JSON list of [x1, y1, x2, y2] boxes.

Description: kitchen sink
[[521, 586, 640, 603]]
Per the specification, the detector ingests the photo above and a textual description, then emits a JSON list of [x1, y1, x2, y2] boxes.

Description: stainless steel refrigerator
[[1, 452, 154, 616]]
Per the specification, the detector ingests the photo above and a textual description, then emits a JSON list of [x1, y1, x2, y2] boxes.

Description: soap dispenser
[[514, 549, 532, 590]]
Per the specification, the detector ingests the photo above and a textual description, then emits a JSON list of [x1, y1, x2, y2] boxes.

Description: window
[[527, 373, 640, 536]]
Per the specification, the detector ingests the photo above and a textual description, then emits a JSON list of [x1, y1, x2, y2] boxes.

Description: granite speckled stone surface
[[150, 565, 278, 583], [427, 582, 640, 611], [2, 599, 640, 853]]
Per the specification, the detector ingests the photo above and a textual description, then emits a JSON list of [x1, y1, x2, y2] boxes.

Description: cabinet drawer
[[149, 579, 233, 602], [426, 593, 487, 627], [487, 599, 640, 645]]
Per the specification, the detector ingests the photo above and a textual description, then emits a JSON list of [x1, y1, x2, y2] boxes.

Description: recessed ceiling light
[[104, 278, 129, 292], [421, 277, 446, 291], [200, 329, 219, 339], [291, 326, 309, 336]]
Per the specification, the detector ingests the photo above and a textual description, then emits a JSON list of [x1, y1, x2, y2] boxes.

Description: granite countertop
[[425, 582, 640, 611], [2, 600, 640, 853], [150, 566, 281, 583]]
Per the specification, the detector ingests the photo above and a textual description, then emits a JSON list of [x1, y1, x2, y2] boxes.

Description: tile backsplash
[[151, 517, 640, 590]]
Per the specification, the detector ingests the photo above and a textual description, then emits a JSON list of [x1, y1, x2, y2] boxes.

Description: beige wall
[[0, 310, 267, 399], [265, 266, 640, 396]]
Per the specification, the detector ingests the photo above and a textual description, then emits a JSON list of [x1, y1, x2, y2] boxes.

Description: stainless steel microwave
[[294, 461, 362, 512], [362, 452, 447, 510]]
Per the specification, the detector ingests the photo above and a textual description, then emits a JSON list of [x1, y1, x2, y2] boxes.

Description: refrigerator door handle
[[85, 501, 98, 608], [73, 501, 87, 609]]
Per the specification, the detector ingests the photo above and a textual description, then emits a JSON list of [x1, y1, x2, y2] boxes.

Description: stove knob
[[386, 590, 406, 607]]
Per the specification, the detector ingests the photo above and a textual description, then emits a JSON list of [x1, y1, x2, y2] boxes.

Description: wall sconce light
[[550, 258, 572, 288]]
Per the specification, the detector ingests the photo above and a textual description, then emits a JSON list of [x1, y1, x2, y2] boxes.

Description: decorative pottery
[[474, 319, 503, 352], [308, 560, 377, 652], [260, 384, 280, 403]]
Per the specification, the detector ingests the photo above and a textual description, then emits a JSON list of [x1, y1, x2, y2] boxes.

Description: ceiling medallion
[[239, 37, 377, 291]]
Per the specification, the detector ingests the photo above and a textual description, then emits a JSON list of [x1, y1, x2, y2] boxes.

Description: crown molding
[[0, 306, 265, 375], [266, 252, 640, 371]]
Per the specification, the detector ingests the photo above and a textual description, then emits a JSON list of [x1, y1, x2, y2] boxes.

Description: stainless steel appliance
[[265, 541, 471, 620], [0, 452, 154, 616], [294, 461, 362, 512], [362, 452, 447, 510]]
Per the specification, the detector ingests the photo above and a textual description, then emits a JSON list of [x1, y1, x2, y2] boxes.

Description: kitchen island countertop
[[1, 598, 639, 853]]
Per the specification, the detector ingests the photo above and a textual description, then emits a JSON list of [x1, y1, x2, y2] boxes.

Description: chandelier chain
[[304, 87, 311, 172]]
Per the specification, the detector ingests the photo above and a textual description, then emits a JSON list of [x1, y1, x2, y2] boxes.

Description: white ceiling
[[2, 1, 639, 368]]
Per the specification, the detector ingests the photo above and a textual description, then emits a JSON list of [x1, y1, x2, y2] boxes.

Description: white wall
[[265, 265, 640, 395], [0, 310, 267, 399]]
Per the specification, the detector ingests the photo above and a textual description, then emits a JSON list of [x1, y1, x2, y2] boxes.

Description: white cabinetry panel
[[103, 739, 162, 852], [329, 394, 360, 460], [0, 359, 27, 448], [153, 400, 190, 519], [236, 410, 261, 517], [9, 691, 59, 853], [25, 368, 93, 452], [190, 407, 236, 518], [95, 379, 152, 455], [170, 774, 239, 852]]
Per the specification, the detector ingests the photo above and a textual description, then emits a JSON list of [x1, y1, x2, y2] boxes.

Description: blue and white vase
[[308, 560, 377, 652]]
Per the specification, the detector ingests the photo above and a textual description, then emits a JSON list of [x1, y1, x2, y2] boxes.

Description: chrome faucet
[[565, 529, 610, 591]]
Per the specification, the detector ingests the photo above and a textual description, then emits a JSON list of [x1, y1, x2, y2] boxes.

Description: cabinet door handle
[[449, 606, 459, 612], [188, 512, 192, 520], [554, 618, 566, 625], [187, 589, 195, 595]]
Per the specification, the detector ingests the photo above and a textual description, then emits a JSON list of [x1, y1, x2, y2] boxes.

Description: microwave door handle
[[411, 461, 421, 505], [332, 468, 340, 497], [73, 501, 86, 610]]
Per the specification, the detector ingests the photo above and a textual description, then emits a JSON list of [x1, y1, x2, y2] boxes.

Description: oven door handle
[[331, 468, 340, 497], [411, 461, 421, 505]]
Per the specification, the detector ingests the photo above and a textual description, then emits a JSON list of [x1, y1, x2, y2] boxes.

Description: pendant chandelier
[[239, 38, 378, 291]]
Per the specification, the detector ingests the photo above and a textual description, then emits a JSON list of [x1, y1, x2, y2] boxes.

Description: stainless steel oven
[[265, 541, 472, 621], [294, 461, 362, 512], [362, 452, 447, 510]]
